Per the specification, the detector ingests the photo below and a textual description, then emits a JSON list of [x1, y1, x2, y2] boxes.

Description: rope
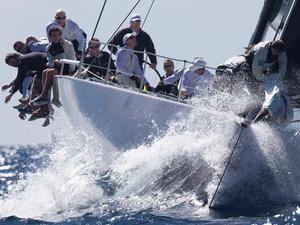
[[209, 126, 245, 208], [101, 0, 142, 52], [91, 0, 108, 40], [141, 0, 155, 29]]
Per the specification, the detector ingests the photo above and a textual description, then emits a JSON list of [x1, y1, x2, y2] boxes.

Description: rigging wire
[[77, 0, 108, 76], [101, 0, 142, 51], [141, 0, 155, 29], [209, 126, 245, 208], [91, 0, 108, 40]]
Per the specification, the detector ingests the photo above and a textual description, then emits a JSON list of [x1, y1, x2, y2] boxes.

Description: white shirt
[[116, 47, 148, 84], [182, 68, 214, 96], [46, 19, 86, 51], [163, 69, 184, 85]]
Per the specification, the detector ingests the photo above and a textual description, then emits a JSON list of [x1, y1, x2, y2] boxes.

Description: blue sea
[[0, 144, 299, 225], [1, 107, 300, 225]]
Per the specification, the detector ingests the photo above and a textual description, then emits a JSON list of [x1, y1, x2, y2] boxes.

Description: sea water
[[0, 93, 300, 225]]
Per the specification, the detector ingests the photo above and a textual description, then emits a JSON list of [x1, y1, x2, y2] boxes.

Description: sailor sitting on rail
[[115, 32, 150, 89], [46, 9, 86, 59], [3, 52, 48, 104], [162, 57, 214, 97], [30, 26, 76, 107], [13, 37, 49, 55], [83, 38, 116, 80]]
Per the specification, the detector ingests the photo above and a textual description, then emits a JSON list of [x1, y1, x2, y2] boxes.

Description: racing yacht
[[54, 0, 300, 210]]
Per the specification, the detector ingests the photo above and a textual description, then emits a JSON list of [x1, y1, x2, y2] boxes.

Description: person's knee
[[48, 68, 58, 75]]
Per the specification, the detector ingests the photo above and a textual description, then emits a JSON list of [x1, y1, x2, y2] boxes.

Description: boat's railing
[[59, 59, 189, 103], [59, 42, 213, 101], [59, 58, 203, 98]]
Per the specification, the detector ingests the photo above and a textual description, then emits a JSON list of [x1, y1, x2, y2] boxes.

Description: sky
[[0, 0, 264, 145]]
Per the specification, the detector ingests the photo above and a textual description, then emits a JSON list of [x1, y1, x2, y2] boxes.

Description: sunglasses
[[55, 16, 66, 20], [128, 36, 136, 40], [89, 45, 100, 49], [164, 64, 174, 68]]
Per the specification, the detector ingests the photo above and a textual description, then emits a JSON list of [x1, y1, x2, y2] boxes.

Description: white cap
[[130, 13, 142, 22], [189, 57, 207, 72], [123, 32, 137, 44]]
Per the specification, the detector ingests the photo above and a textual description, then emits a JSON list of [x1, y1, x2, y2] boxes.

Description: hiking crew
[[109, 13, 157, 70], [1, 6, 293, 128], [4, 52, 48, 103], [13, 37, 48, 54], [30, 26, 76, 107], [46, 9, 86, 58]]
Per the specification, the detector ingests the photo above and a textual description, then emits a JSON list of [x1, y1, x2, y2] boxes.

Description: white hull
[[55, 76, 191, 149]]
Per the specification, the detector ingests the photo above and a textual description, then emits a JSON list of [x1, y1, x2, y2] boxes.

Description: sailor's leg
[[22, 76, 33, 99], [52, 76, 62, 107], [31, 75, 43, 100], [41, 69, 58, 98], [39, 69, 50, 98]]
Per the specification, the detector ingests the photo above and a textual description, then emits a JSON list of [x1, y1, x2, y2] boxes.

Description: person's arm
[[7, 62, 28, 102], [1, 80, 14, 91], [46, 45, 55, 68], [251, 46, 266, 81], [29, 41, 48, 52], [65, 41, 77, 73], [69, 20, 86, 52], [163, 70, 183, 85], [144, 32, 157, 68], [181, 72, 191, 96]]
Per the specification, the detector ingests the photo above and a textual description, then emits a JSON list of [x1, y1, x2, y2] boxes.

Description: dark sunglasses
[[89, 45, 100, 49], [128, 36, 136, 40], [164, 64, 174, 68], [55, 16, 66, 20]]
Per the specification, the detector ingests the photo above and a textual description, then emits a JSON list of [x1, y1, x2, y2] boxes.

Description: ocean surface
[[1, 95, 300, 225]]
